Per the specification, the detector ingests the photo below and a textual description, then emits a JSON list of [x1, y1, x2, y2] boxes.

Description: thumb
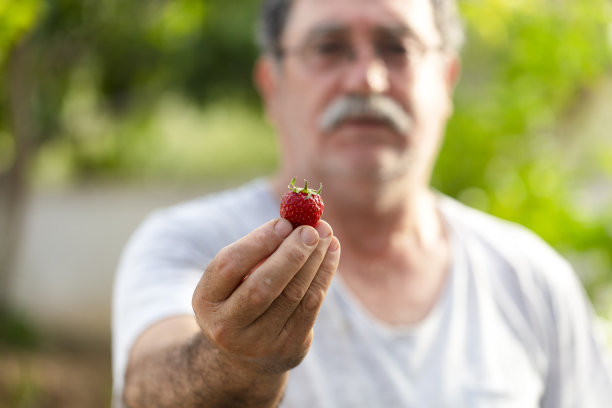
[[196, 218, 293, 303]]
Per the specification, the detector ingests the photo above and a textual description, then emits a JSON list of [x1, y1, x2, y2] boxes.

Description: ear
[[440, 53, 461, 117], [444, 54, 461, 95], [253, 56, 280, 120]]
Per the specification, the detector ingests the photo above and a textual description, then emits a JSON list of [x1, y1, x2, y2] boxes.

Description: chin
[[350, 145, 413, 174], [320, 156, 410, 187]]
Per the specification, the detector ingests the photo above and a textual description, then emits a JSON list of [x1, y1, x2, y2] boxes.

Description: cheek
[[272, 90, 321, 167], [278, 82, 317, 129], [411, 66, 451, 120], [278, 79, 335, 145]]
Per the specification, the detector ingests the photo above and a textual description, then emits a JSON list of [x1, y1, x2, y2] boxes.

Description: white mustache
[[318, 95, 413, 134]]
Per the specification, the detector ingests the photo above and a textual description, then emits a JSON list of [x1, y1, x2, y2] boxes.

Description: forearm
[[124, 332, 288, 408]]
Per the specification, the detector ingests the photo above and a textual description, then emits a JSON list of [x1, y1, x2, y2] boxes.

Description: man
[[112, 0, 612, 406]]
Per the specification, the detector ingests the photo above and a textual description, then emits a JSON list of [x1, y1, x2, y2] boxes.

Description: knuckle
[[282, 281, 306, 304], [250, 225, 279, 254], [192, 283, 221, 314], [207, 321, 234, 350], [284, 349, 308, 370], [316, 253, 339, 281], [277, 330, 312, 369], [244, 281, 270, 309], [284, 247, 309, 266], [302, 288, 325, 312], [253, 228, 270, 247], [209, 247, 233, 275]]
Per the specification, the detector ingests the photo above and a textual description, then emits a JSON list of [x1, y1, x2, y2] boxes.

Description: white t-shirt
[[112, 179, 612, 407]]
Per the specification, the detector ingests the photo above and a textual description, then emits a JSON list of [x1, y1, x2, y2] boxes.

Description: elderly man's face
[[257, 0, 459, 189]]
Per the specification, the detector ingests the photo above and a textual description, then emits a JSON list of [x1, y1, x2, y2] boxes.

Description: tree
[[0, 0, 45, 309], [0, 0, 261, 309]]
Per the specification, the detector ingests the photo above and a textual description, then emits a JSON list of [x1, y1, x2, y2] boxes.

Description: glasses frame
[[274, 30, 445, 73]]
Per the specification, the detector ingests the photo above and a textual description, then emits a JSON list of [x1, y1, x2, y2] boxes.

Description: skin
[[123, 0, 460, 406]]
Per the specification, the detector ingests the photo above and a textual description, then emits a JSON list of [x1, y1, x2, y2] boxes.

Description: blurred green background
[[1, 0, 611, 406]]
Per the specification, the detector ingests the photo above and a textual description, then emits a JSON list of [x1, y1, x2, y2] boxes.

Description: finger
[[282, 235, 340, 341], [197, 218, 293, 303], [257, 221, 333, 331], [230, 225, 320, 324]]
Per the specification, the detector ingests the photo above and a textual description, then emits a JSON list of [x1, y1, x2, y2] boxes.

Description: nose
[[342, 47, 390, 94]]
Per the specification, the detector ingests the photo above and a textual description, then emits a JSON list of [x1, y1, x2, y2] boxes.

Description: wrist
[[189, 333, 289, 407]]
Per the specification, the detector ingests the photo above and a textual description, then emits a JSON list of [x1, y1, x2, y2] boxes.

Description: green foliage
[[35, 90, 278, 182], [0, 0, 265, 183], [0, 0, 262, 154], [0, 0, 43, 65], [0, 0, 43, 171], [0, 308, 39, 349], [433, 0, 612, 309]]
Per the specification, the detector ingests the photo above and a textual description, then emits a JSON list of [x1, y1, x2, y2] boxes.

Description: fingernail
[[301, 227, 319, 246], [328, 237, 340, 252], [275, 218, 292, 238], [315, 221, 332, 238]]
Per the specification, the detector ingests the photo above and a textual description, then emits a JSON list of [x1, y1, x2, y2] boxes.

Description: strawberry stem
[[288, 177, 297, 190], [287, 177, 322, 200]]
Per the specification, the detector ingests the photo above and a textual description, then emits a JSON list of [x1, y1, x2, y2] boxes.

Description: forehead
[[283, 0, 440, 43]]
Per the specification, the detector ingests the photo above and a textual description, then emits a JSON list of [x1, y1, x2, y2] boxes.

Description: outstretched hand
[[192, 217, 340, 375]]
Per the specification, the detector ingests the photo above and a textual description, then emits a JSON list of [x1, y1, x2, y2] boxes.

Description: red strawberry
[[280, 177, 324, 228]]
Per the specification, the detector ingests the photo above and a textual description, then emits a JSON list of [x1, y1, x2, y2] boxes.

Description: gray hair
[[257, 0, 465, 58]]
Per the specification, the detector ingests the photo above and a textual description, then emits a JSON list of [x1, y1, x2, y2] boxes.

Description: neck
[[327, 184, 443, 256]]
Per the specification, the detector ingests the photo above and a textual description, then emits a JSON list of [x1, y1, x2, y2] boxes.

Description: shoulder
[[438, 194, 597, 354], [438, 194, 572, 276], [151, 178, 276, 227], [124, 178, 278, 265], [438, 194, 583, 317], [438, 196, 612, 403]]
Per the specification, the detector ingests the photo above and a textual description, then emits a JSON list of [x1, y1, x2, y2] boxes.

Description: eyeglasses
[[276, 35, 443, 73]]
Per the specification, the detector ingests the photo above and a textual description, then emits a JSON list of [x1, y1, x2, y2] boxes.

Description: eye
[[301, 38, 349, 69], [377, 41, 409, 56], [376, 38, 422, 67], [312, 41, 348, 57]]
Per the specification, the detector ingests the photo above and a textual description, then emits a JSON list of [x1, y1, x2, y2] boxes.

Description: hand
[[192, 218, 340, 376]]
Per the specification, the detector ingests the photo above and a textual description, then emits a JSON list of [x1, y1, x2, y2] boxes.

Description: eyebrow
[[304, 23, 350, 40], [304, 22, 425, 44], [373, 23, 425, 44]]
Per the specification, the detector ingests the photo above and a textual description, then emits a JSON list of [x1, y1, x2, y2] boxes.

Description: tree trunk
[[0, 40, 37, 311]]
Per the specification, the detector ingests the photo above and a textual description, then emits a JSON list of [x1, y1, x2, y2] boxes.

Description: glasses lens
[[303, 40, 351, 70]]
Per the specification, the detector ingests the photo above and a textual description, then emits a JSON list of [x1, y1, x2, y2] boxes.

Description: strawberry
[[280, 177, 324, 228]]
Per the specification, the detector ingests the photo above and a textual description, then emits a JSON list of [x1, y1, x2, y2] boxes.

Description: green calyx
[[288, 177, 322, 199]]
